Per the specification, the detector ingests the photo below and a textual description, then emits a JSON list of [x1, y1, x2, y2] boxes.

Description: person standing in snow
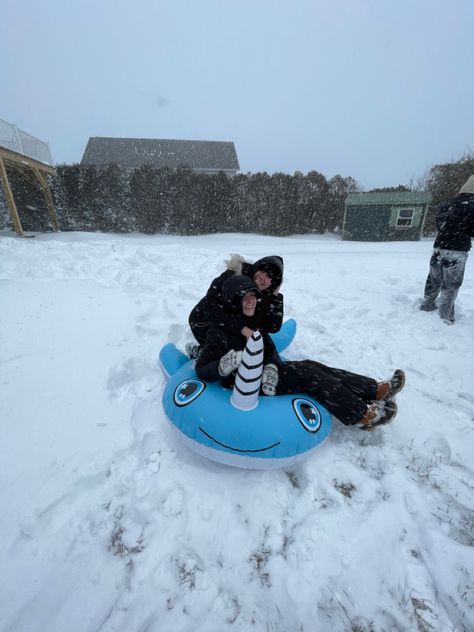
[[196, 276, 405, 431], [186, 254, 284, 358], [420, 175, 474, 323]]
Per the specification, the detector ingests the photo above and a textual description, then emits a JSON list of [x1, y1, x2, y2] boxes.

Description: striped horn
[[230, 331, 263, 411]]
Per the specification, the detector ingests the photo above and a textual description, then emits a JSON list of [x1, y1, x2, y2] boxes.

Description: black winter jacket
[[195, 325, 280, 387], [189, 255, 284, 340], [433, 194, 474, 252]]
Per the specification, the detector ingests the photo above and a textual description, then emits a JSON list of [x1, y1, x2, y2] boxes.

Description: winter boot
[[419, 301, 436, 312], [261, 363, 279, 396], [387, 369, 405, 398], [185, 342, 201, 360], [440, 314, 455, 325], [360, 400, 398, 431], [218, 349, 243, 377]]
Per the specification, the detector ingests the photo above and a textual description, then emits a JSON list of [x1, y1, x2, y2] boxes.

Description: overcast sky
[[2, 0, 473, 189]]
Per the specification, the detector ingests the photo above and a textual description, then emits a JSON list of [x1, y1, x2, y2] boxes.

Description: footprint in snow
[[159, 486, 185, 517], [107, 358, 158, 400], [168, 323, 186, 342]]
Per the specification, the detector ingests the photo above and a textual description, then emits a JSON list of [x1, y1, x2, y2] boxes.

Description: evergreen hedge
[[1, 153, 472, 235]]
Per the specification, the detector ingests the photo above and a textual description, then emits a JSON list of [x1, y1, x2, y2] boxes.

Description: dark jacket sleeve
[[469, 203, 474, 237], [259, 292, 284, 333], [434, 197, 474, 251], [201, 271, 247, 336], [435, 202, 451, 232]]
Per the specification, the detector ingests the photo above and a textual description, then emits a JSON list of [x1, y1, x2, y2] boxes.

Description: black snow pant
[[275, 360, 378, 426], [422, 248, 468, 322]]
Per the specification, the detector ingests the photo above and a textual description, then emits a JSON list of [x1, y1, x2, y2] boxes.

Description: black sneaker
[[361, 400, 398, 431]]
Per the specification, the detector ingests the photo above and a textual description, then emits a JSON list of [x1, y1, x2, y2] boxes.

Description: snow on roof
[[0, 118, 53, 166], [81, 137, 240, 171], [346, 191, 431, 205]]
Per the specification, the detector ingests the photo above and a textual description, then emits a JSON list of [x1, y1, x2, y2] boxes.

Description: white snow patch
[[0, 230, 473, 632]]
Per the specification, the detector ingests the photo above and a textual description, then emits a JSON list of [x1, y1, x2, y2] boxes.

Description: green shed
[[342, 191, 431, 241]]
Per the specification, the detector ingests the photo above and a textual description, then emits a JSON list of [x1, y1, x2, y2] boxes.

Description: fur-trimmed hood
[[225, 254, 247, 275]]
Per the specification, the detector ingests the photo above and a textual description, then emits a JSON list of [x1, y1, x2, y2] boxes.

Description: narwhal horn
[[230, 331, 264, 411]]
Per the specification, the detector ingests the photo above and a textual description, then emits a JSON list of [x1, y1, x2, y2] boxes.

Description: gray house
[[342, 191, 431, 241], [81, 137, 240, 176]]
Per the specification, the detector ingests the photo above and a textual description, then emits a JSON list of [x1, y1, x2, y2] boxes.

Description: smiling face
[[253, 269, 272, 291], [242, 291, 257, 316], [169, 376, 328, 461]]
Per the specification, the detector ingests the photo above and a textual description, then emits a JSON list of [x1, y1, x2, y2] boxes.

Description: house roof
[[346, 191, 431, 205], [81, 137, 240, 171]]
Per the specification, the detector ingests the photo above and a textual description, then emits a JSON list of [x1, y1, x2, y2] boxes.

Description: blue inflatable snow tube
[[159, 320, 332, 469]]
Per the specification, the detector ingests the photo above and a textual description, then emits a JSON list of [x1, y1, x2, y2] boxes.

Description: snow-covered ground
[[1, 230, 473, 632]]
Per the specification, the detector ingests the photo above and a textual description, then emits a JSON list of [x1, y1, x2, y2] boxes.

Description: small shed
[[81, 137, 240, 177], [342, 191, 431, 241]]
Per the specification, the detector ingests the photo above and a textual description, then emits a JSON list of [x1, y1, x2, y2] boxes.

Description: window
[[396, 208, 414, 227]]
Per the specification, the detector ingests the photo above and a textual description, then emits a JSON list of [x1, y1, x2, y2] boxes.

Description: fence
[[0, 118, 54, 165]]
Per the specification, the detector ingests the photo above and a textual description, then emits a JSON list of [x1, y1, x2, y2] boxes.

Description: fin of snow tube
[[159, 343, 188, 378], [270, 318, 297, 353]]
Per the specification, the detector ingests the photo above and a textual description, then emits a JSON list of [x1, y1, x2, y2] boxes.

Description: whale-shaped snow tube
[[159, 319, 332, 469]]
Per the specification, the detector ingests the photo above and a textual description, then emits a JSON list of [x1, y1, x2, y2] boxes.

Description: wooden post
[[0, 156, 24, 236], [33, 167, 59, 231]]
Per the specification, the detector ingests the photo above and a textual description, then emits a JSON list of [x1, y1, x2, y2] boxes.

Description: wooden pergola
[[0, 139, 59, 236]]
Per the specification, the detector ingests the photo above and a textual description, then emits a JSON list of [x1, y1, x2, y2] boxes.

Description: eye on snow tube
[[158, 319, 332, 469]]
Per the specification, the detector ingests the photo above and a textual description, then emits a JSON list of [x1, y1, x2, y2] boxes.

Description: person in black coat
[[195, 276, 405, 430], [195, 275, 280, 387], [187, 254, 284, 356], [420, 175, 474, 323]]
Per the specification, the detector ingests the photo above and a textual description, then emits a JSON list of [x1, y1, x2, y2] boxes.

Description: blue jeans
[[422, 248, 468, 321]]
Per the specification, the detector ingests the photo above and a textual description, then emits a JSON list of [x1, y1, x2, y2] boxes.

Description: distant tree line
[[0, 152, 472, 236]]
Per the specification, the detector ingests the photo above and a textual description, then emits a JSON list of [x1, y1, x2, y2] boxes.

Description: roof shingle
[[81, 137, 240, 171], [346, 191, 431, 205]]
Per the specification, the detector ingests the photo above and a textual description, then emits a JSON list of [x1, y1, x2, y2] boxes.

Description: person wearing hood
[[420, 174, 474, 323], [196, 276, 405, 431], [186, 254, 284, 358], [195, 275, 281, 386]]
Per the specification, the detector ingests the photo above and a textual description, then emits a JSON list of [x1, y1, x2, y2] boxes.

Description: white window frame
[[396, 207, 415, 228]]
